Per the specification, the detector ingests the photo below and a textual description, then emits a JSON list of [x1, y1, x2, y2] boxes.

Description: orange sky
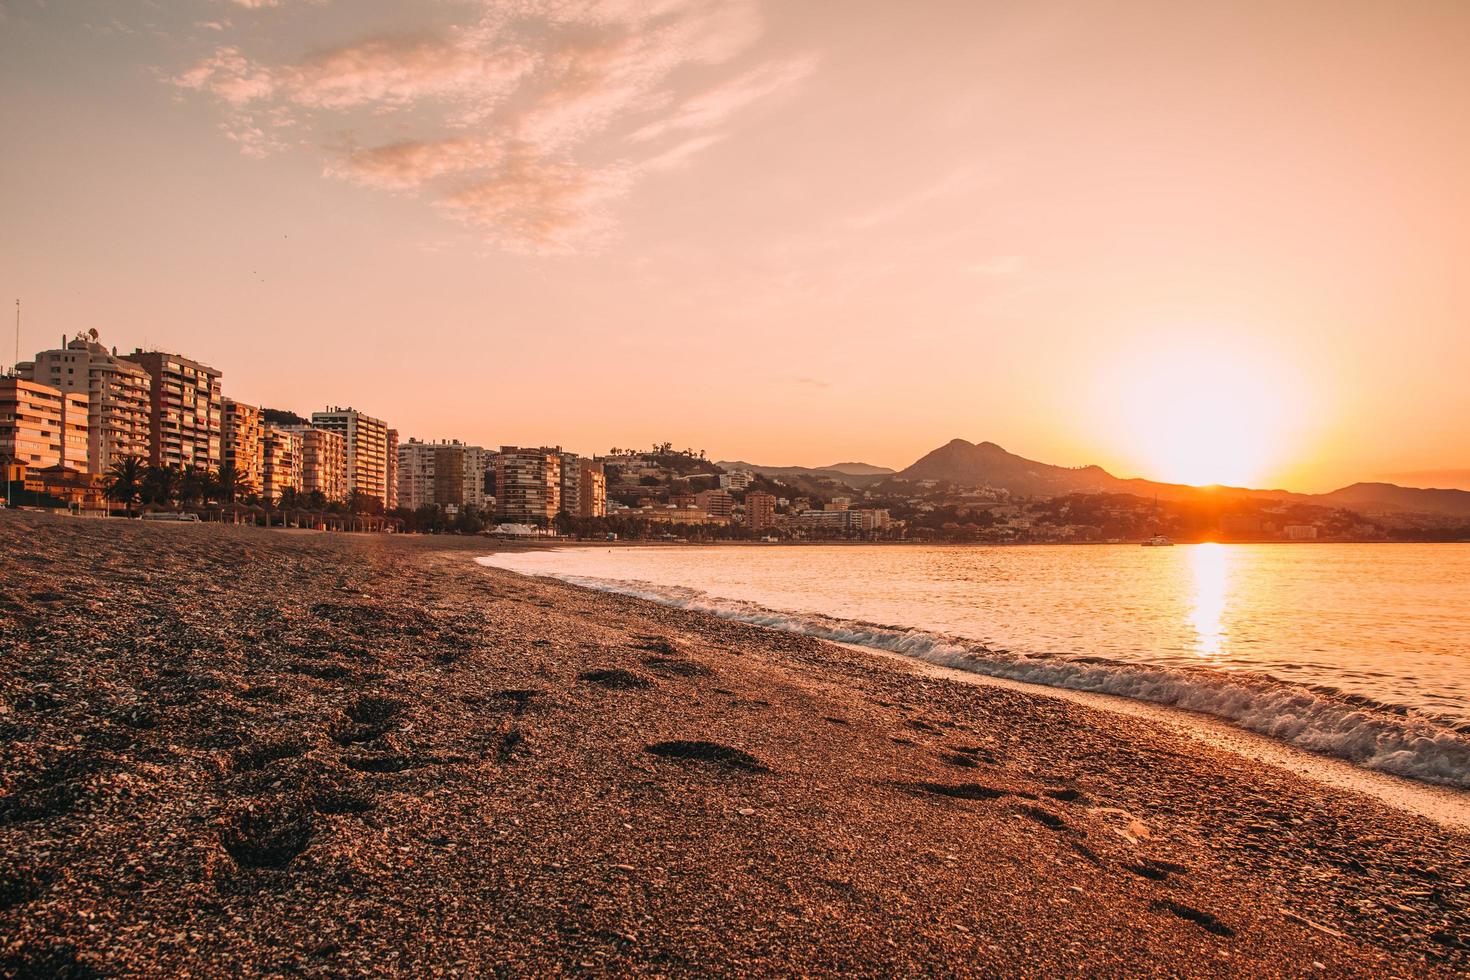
[[1, 0, 1467, 492]]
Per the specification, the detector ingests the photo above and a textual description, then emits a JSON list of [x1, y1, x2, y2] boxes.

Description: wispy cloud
[[172, 0, 815, 254], [843, 167, 988, 232]]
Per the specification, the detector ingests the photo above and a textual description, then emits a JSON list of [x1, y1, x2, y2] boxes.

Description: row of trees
[[103, 456, 383, 515], [103, 456, 252, 512]]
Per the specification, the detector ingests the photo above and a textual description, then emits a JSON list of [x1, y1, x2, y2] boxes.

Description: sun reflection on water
[[1187, 543, 1230, 658]]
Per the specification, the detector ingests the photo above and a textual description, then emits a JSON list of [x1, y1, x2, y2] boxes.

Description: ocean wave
[[490, 564, 1470, 790]]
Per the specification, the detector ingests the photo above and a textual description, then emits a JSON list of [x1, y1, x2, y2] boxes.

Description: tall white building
[[719, 469, 754, 491], [311, 406, 390, 506], [17, 332, 150, 474], [556, 450, 580, 515], [494, 447, 561, 526], [397, 439, 491, 511]]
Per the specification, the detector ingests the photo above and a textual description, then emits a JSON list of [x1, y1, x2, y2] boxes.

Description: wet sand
[[1, 511, 1466, 976]]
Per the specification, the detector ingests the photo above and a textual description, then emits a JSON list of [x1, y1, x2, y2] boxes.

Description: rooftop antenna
[[11, 299, 18, 377]]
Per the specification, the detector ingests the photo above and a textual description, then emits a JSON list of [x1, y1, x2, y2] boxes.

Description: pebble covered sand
[[1, 511, 1467, 976]]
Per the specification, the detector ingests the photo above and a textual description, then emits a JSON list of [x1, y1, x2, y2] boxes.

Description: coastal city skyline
[[3, 0, 1469, 493], [4, 322, 1469, 499], [6, 325, 1469, 547]]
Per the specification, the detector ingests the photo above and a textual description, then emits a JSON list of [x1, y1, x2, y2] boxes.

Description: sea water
[[478, 543, 1470, 788]]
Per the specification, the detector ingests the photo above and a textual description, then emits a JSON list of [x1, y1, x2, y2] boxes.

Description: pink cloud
[[171, 0, 815, 254]]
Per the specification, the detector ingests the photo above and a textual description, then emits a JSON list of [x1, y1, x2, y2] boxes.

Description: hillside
[[897, 439, 1121, 496], [716, 461, 892, 488], [822, 462, 896, 477], [893, 438, 1470, 517], [1317, 482, 1470, 518]]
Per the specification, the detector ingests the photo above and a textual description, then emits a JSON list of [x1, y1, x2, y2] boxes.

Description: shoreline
[[3, 511, 1466, 974], [478, 546, 1470, 794], [845, 642, 1470, 831], [483, 557, 1470, 830]]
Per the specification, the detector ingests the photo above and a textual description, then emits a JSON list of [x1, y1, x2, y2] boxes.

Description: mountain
[[1316, 482, 1470, 518], [897, 439, 1121, 496], [822, 462, 896, 477], [262, 407, 309, 427], [716, 461, 892, 488], [893, 439, 1470, 518]]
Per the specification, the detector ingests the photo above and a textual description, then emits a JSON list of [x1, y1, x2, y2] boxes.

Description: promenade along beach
[[3, 511, 1468, 975]]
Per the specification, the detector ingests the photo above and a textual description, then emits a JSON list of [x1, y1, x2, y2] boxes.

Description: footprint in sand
[[1150, 899, 1235, 937], [578, 669, 655, 690], [645, 740, 769, 773]]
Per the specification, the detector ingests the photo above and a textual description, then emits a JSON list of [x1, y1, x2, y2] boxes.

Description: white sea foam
[[485, 563, 1470, 790]]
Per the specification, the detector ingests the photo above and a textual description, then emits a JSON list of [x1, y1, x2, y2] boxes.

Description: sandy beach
[[2, 511, 1467, 976]]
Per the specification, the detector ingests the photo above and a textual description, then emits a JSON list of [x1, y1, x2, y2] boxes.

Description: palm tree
[[277, 486, 300, 510], [215, 463, 254, 504], [348, 489, 383, 516], [142, 464, 182, 508], [105, 456, 146, 515], [177, 467, 210, 507]]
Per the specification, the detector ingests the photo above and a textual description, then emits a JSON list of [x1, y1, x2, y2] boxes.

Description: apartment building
[[285, 425, 348, 503], [744, 490, 776, 531], [793, 509, 860, 535], [555, 450, 580, 516], [578, 460, 607, 518], [221, 398, 265, 490], [260, 425, 302, 504], [120, 349, 223, 470], [17, 333, 151, 474], [720, 469, 754, 491], [0, 378, 89, 471], [311, 407, 390, 506], [494, 447, 561, 526], [386, 429, 399, 510], [694, 489, 733, 520], [397, 439, 491, 511]]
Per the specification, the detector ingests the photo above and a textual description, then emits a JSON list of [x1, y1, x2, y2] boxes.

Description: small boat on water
[[1140, 496, 1173, 546]]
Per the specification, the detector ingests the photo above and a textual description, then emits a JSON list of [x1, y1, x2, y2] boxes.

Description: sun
[[1098, 338, 1308, 487]]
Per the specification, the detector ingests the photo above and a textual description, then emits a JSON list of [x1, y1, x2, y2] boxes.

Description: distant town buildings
[[745, 490, 776, 531], [495, 447, 561, 526], [312, 407, 390, 507], [17, 333, 150, 474], [0, 378, 89, 471], [120, 349, 223, 471]]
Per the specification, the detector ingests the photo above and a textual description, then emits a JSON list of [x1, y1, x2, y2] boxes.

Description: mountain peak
[[899, 438, 1118, 495]]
